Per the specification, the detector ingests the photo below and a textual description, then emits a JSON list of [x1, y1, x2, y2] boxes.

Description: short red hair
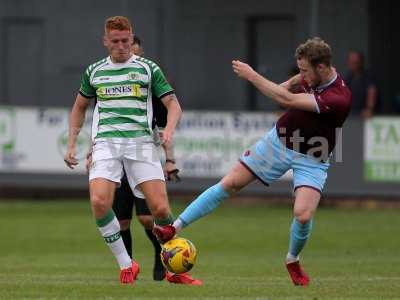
[[104, 16, 133, 33]]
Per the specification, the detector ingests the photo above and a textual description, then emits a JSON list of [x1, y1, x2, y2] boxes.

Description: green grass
[[0, 200, 400, 299]]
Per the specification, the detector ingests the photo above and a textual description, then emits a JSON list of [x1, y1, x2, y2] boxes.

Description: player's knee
[[221, 176, 242, 194], [119, 219, 131, 231], [138, 215, 153, 229], [151, 203, 170, 219], [222, 180, 237, 194], [221, 164, 250, 194], [294, 210, 313, 224], [91, 194, 110, 216]]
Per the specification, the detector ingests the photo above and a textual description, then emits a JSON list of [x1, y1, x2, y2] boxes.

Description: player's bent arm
[[233, 60, 317, 112], [67, 94, 91, 149], [280, 73, 302, 92], [251, 73, 317, 112], [161, 93, 182, 134]]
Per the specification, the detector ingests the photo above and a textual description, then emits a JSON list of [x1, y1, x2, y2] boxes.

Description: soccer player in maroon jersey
[[154, 37, 352, 286]]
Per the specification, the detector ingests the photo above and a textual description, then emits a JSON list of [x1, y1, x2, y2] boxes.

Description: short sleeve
[[79, 68, 96, 98], [151, 66, 174, 99]]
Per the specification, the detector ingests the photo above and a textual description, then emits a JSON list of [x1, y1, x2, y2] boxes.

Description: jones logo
[[97, 84, 142, 97]]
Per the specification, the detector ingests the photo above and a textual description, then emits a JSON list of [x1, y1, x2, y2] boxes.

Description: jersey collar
[[315, 73, 338, 93], [107, 54, 138, 66]]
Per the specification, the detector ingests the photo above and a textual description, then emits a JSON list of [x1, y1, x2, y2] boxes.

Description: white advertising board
[[364, 117, 400, 182], [0, 106, 290, 180], [0, 106, 92, 174], [173, 111, 292, 179]]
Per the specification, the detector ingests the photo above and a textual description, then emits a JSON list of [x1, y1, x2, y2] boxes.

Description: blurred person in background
[[64, 16, 182, 284], [86, 36, 201, 285], [154, 37, 352, 287], [133, 36, 181, 181], [344, 50, 378, 118]]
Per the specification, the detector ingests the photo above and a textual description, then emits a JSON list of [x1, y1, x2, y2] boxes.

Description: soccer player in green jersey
[[64, 16, 182, 284], [84, 36, 202, 285]]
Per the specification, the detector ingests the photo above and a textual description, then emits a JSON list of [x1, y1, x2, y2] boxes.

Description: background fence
[[1, 106, 399, 197], [0, 0, 398, 198]]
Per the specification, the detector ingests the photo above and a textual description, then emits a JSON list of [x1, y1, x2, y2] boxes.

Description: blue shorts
[[239, 127, 330, 193]]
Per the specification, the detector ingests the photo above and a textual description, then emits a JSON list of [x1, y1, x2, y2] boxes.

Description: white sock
[[97, 212, 131, 269], [173, 218, 184, 232], [286, 252, 299, 264]]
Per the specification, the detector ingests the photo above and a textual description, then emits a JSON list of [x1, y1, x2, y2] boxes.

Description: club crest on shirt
[[128, 71, 140, 81]]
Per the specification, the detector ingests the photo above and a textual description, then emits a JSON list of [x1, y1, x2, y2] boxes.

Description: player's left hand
[[161, 128, 174, 145], [232, 60, 257, 81]]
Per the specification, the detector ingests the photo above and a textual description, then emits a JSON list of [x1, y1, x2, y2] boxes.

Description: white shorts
[[89, 141, 165, 198]]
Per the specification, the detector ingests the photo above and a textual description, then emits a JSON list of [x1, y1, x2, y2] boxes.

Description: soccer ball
[[160, 237, 197, 274]]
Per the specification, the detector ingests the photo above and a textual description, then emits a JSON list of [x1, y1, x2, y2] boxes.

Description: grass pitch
[[0, 199, 399, 299]]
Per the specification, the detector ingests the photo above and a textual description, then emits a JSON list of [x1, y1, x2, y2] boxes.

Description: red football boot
[[286, 261, 310, 286], [166, 271, 203, 286], [153, 224, 176, 243], [120, 260, 140, 284]]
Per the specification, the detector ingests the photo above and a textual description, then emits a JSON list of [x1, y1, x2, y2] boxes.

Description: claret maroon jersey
[[276, 74, 352, 161]]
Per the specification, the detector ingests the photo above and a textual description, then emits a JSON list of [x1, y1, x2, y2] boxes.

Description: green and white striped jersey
[[79, 55, 173, 143]]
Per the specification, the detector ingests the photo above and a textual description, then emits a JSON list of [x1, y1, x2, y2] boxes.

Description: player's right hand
[[232, 60, 257, 81], [64, 148, 78, 169], [166, 169, 181, 182], [161, 128, 174, 145]]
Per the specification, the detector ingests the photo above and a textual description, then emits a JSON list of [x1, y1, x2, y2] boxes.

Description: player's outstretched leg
[[153, 182, 229, 243], [153, 163, 255, 243]]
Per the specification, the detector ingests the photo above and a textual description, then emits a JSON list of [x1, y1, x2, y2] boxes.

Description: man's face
[[297, 58, 322, 87], [103, 29, 133, 63], [347, 52, 362, 73]]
